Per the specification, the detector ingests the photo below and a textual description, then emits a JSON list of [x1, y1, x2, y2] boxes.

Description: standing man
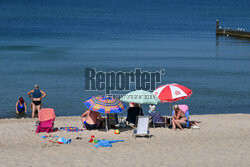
[[27, 84, 46, 118]]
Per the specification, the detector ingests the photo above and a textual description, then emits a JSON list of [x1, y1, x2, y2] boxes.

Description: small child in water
[[148, 104, 156, 114]]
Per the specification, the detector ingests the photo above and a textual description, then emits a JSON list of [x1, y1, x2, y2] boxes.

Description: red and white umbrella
[[153, 83, 192, 103]]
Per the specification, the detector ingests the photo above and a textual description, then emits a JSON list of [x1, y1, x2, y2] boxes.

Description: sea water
[[0, 0, 250, 118]]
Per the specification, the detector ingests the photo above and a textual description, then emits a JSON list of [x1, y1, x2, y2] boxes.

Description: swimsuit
[[32, 89, 42, 106], [84, 121, 98, 130], [32, 89, 41, 98], [33, 101, 41, 106], [17, 102, 25, 112]]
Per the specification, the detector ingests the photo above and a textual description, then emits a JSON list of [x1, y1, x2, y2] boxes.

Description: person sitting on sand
[[81, 110, 103, 130], [27, 84, 46, 118], [172, 105, 187, 130], [16, 97, 27, 114]]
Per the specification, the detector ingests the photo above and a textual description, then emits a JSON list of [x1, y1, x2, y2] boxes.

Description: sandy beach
[[1, 114, 250, 167]]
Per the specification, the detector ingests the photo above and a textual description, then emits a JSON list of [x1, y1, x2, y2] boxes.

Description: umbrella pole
[[169, 103, 172, 125], [105, 113, 108, 132], [169, 103, 171, 116]]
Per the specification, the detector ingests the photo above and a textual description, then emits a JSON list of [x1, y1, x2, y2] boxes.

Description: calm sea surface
[[0, 0, 250, 118]]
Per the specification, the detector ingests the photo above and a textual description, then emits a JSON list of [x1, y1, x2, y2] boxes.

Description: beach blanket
[[60, 127, 83, 132], [94, 140, 124, 148]]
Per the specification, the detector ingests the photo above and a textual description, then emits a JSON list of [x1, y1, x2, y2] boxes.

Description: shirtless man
[[81, 110, 103, 130]]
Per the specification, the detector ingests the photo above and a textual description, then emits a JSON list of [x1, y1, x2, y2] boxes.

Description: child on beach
[[148, 104, 156, 114]]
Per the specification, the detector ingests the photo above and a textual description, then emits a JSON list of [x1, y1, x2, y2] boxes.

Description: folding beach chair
[[107, 113, 127, 129], [36, 108, 56, 133], [107, 113, 119, 128], [150, 111, 167, 128], [133, 116, 150, 138]]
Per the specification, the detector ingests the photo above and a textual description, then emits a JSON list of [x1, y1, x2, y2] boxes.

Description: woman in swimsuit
[[15, 97, 27, 114], [27, 84, 46, 118], [172, 105, 187, 130]]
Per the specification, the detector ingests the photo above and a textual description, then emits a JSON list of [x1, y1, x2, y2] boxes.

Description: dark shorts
[[84, 122, 98, 130]]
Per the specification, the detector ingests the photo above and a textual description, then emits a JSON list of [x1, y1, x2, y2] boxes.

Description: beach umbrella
[[120, 90, 160, 105], [153, 83, 192, 115], [153, 83, 192, 103], [84, 95, 126, 131], [120, 90, 160, 116]]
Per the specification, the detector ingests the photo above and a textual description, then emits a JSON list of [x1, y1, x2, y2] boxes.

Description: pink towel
[[178, 105, 189, 113], [38, 108, 56, 122]]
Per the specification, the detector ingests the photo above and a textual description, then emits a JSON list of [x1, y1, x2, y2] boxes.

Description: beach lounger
[[133, 116, 150, 138], [36, 108, 56, 133]]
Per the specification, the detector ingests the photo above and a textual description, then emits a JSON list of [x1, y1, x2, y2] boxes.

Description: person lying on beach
[[16, 97, 27, 114], [27, 84, 46, 118], [172, 105, 187, 130], [81, 110, 103, 130]]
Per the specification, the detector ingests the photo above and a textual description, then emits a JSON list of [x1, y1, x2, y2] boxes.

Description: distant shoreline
[[1, 113, 249, 120]]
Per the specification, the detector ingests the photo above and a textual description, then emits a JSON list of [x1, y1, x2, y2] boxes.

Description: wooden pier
[[216, 19, 250, 38]]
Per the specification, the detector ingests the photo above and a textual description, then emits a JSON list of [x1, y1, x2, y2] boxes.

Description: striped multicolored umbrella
[[84, 95, 125, 114], [153, 83, 192, 103]]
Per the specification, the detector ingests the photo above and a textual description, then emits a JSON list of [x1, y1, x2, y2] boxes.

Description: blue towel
[[94, 140, 124, 148], [58, 137, 71, 144]]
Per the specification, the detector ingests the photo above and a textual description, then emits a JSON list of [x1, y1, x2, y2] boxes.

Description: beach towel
[[58, 137, 72, 144], [36, 108, 56, 133], [38, 108, 56, 122], [94, 140, 124, 148], [178, 105, 189, 113], [60, 127, 83, 132]]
